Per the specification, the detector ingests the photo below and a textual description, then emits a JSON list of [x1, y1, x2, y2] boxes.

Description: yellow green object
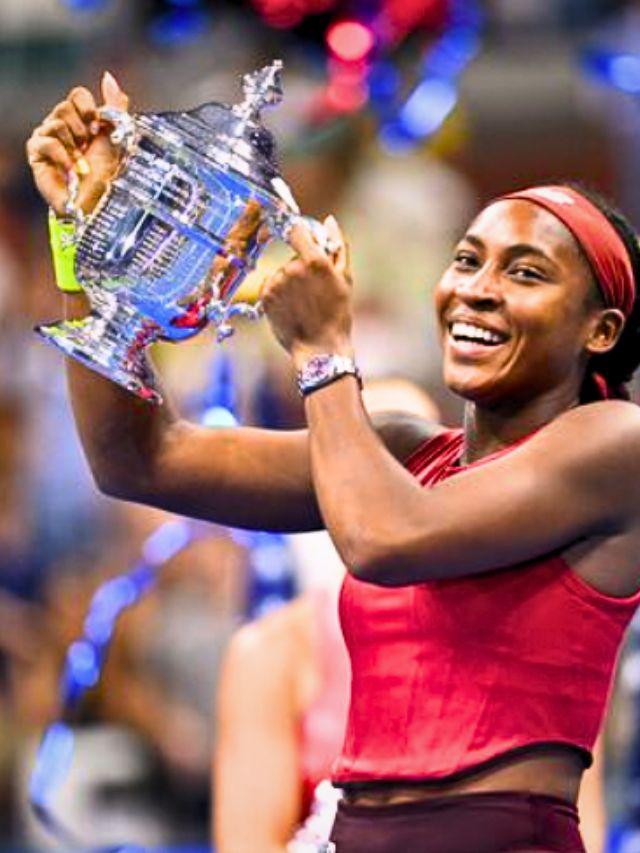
[[48, 211, 83, 293]]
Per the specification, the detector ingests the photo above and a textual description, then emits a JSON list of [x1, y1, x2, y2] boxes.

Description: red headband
[[499, 185, 635, 317]]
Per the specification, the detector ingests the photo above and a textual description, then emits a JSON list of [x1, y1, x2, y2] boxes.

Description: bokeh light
[[326, 20, 375, 63]]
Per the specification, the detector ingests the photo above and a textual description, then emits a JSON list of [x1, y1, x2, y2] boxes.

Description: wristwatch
[[296, 353, 362, 397]]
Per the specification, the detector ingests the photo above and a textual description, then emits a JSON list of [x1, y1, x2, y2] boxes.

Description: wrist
[[296, 352, 362, 398], [291, 339, 354, 372], [48, 210, 83, 294]]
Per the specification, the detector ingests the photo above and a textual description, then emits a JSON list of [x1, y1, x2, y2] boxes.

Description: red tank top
[[299, 587, 351, 817], [333, 428, 640, 784]]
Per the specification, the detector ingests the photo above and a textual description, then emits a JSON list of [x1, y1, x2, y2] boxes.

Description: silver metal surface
[[36, 62, 331, 404]]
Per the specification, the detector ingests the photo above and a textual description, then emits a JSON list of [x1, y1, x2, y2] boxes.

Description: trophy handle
[[210, 212, 334, 344], [214, 302, 264, 342], [211, 181, 336, 343], [268, 177, 337, 256], [97, 106, 138, 152], [294, 215, 337, 257], [62, 106, 137, 226], [267, 211, 337, 257]]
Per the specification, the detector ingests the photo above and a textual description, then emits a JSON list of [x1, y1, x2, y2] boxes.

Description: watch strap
[[296, 353, 362, 397]]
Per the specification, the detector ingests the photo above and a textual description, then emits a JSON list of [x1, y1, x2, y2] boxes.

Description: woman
[[26, 73, 640, 852], [214, 380, 440, 853]]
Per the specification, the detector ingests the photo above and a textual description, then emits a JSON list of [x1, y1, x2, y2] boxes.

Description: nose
[[454, 266, 503, 310]]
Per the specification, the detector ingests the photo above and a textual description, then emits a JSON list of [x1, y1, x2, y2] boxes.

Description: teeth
[[450, 321, 504, 345]]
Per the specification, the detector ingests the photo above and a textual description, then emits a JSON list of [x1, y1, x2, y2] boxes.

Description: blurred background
[[2, 0, 640, 850]]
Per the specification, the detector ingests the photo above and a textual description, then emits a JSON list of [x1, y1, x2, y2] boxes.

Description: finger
[[259, 269, 285, 300], [50, 98, 92, 148], [26, 134, 73, 213], [68, 86, 99, 126], [27, 132, 74, 173], [287, 220, 326, 263], [258, 274, 275, 304], [324, 214, 350, 278], [101, 70, 130, 111], [38, 118, 78, 158]]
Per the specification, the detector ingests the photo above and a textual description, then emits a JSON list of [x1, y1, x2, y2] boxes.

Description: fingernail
[[75, 157, 90, 176], [102, 70, 119, 90]]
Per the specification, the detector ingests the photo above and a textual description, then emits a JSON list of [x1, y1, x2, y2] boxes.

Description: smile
[[448, 320, 509, 348]]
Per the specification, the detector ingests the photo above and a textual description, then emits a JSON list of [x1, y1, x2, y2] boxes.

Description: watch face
[[298, 354, 358, 395], [307, 355, 332, 380]]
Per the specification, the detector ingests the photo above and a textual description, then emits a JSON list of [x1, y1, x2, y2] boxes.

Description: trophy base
[[35, 314, 163, 405]]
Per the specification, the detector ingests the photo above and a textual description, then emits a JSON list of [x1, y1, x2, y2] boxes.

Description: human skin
[[214, 596, 315, 853], [578, 736, 606, 853], [214, 382, 438, 853], [25, 77, 432, 533], [260, 204, 640, 593], [26, 74, 640, 809], [214, 603, 605, 853]]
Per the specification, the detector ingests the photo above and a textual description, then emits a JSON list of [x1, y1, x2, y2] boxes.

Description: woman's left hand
[[260, 215, 354, 365]]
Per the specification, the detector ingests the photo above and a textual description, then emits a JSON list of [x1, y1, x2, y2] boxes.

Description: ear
[[584, 308, 626, 356]]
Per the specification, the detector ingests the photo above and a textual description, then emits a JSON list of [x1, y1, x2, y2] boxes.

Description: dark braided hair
[[559, 183, 640, 402]]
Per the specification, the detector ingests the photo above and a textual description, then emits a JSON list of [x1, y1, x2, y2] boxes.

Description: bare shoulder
[[371, 411, 446, 464], [530, 401, 640, 516], [544, 400, 640, 459]]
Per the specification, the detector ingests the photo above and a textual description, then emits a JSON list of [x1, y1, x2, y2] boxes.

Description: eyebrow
[[461, 233, 558, 267]]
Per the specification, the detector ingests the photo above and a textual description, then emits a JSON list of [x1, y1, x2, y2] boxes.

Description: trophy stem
[[35, 299, 163, 405]]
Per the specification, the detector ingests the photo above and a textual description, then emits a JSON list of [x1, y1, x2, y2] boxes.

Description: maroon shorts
[[329, 791, 585, 852]]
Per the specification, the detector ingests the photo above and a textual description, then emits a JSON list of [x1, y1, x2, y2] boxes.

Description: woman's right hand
[[26, 71, 130, 217]]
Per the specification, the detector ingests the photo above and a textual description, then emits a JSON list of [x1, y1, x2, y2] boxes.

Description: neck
[[461, 385, 580, 465]]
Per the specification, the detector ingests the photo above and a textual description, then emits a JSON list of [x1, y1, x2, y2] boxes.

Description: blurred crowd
[[1, 0, 640, 850]]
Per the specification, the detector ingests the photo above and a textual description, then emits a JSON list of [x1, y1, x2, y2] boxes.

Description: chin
[[443, 367, 498, 403]]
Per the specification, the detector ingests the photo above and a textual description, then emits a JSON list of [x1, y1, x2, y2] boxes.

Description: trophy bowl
[[36, 61, 327, 404]]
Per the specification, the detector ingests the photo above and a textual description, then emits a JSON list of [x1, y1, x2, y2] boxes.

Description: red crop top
[[332, 428, 640, 784], [299, 587, 351, 818]]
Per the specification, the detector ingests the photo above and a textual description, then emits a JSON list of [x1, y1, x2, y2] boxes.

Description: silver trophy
[[36, 61, 329, 404]]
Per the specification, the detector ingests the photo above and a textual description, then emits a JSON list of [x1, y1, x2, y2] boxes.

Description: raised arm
[[25, 74, 323, 532], [303, 380, 640, 584], [261, 220, 640, 590], [66, 350, 319, 531], [26, 76, 435, 533]]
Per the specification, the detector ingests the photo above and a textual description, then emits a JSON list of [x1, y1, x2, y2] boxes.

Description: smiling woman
[[436, 186, 635, 416], [25, 75, 640, 853]]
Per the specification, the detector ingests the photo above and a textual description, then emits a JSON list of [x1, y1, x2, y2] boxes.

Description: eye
[[453, 250, 480, 270], [509, 264, 546, 282]]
